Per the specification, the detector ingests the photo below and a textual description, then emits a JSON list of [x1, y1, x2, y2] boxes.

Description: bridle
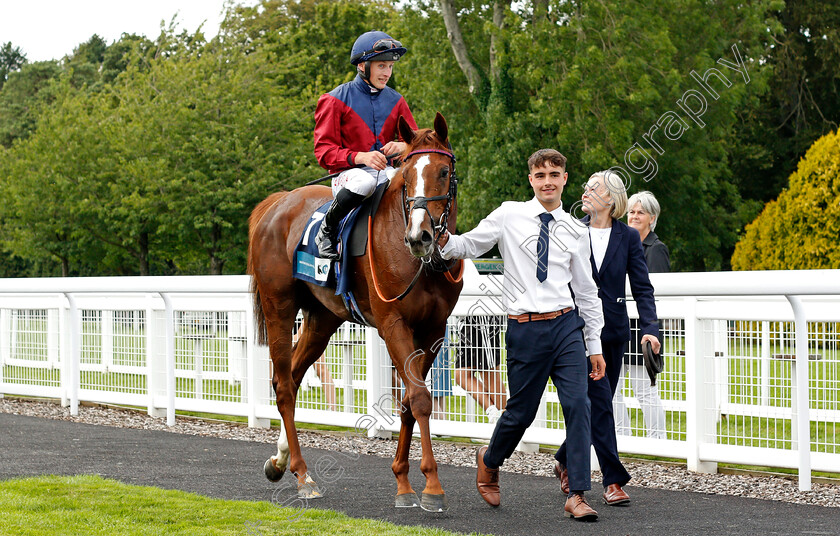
[[401, 148, 458, 257], [367, 146, 464, 303]]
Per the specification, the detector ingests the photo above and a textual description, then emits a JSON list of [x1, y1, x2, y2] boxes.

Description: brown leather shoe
[[553, 461, 569, 495], [603, 483, 630, 505], [564, 493, 598, 521], [475, 446, 500, 507]]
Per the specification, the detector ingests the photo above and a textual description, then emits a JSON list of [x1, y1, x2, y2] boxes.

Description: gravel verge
[[2, 396, 838, 508]]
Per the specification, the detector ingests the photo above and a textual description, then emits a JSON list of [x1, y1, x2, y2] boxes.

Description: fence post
[[785, 295, 811, 491], [160, 293, 176, 426], [0, 307, 6, 397], [146, 295, 165, 418], [760, 320, 771, 406], [246, 296, 270, 429], [63, 293, 80, 417], [365, 326, 391, 439], [342, 323, 355, 412], [58, 297, 69, 407], [102, 309, 114, 372], [684, 297, 716, 473]]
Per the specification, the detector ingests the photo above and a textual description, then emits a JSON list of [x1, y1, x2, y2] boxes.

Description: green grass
[[0, 475, 474, 536], [716, 414, 840, 453], [2, 365, 60, 386]]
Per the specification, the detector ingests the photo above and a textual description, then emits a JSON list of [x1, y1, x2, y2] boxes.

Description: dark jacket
[[641, 231, 670, 273], [584, 218, 660, 350]]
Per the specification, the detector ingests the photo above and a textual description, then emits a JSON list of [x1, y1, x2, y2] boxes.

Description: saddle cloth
[[292, 182, 389, 324]]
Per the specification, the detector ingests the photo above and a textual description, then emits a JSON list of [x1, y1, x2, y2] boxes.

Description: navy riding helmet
[[350, 31, 407, 66]]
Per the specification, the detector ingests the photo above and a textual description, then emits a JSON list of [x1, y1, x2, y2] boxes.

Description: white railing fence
[[1, 270, 839, 491]]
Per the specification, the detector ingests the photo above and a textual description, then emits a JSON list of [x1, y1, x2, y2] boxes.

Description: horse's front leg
[[391, 390, 420, 508], [385, 325, 448, 512], [405, 348, 447, 512]]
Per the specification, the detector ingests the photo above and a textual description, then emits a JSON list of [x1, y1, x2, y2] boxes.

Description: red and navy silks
[[314, 75, 417, 173]]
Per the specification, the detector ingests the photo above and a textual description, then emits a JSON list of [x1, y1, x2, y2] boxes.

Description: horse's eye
[[440, 167, 450, 179]]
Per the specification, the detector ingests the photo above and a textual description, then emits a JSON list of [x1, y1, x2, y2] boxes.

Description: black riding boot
[[315, 189, 367, 260]]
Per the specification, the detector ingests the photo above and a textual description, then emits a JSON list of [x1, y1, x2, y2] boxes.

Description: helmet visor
[[370, 38, 402, 54]]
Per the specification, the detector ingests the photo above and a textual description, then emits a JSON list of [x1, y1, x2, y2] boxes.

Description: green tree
[[127, 30, 310, 274], [0, 42, 26, 89], [403, 0, 775, 270], [731, 129, 840, 270], [1, 77, 137, 275], [0, 61, 61, 147], [732, 1, 840, 204], [1, 12, 320, 276]]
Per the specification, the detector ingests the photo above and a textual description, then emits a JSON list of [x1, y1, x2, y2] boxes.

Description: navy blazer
[[585, 217, 659, 344]]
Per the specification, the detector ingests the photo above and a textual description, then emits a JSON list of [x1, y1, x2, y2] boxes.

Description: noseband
[[402, 148, 458, 252]]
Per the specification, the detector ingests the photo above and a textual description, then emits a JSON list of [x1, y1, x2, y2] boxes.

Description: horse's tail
[[247, 191, 289, 346], [249, 274, 268, 346]]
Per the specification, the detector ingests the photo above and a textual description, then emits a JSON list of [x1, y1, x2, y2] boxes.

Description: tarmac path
[[1, 413, 837, 535]]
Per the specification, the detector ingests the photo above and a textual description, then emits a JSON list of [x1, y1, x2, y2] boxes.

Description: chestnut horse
[[247, 113, 463, 512]]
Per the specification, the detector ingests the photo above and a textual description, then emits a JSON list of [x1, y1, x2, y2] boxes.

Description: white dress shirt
[[441, 198, 604, 355]]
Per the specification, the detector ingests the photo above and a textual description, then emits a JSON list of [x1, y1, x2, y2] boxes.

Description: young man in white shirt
[[438, 149, 606, 521]]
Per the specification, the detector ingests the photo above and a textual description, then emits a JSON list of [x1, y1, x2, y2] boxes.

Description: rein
[[367, 148, 464, 303]]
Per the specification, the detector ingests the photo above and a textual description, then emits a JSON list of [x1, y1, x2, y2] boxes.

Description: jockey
[[313, 30, 418, 260]]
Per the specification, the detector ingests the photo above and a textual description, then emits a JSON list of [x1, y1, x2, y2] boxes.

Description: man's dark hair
[[527, 149, 567, 172]]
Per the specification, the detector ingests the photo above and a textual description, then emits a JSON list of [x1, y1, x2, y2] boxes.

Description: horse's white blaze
[[273, 420, 290, 471], [409, 155, 430, 239]]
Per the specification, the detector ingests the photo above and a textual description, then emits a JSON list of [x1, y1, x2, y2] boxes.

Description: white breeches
[[613, 363, 667, 439], [331, 166, 393, 197]]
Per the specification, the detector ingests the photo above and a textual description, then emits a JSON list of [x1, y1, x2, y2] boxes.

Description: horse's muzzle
[[405, 229, 434, 258]]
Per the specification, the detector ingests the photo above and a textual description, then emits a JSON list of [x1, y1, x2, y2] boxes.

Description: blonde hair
[[588, 170, 627, 219], [627, 191, 661, 231]]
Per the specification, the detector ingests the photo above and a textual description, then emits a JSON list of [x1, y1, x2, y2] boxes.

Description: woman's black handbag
[[642, 340, 663, 386]]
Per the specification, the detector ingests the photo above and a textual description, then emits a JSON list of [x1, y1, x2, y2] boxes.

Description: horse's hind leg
[[267, 303, 343, 499], [262, 305, 296, 485]]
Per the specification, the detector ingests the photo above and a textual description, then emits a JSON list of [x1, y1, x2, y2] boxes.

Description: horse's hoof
[[297, 473, 323, 499], [395, 492, 420, 508], [419, 492, 448, 513], [264, 458, 285, 483]]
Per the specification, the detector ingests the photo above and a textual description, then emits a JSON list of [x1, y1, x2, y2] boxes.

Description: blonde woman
[[554, 171, 661, 506]]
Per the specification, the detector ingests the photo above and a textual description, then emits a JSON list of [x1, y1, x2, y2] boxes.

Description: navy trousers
[[483, 310, 592, 492], [603, 339, 627, 397], [556, 339, 631, 487]]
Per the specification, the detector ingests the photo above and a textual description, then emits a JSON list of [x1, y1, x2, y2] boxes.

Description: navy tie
[[537, 212, 553, 282]]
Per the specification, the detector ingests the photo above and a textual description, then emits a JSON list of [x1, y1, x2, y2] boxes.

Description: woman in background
[[627, 191, 669, 273], [614, 191, 669, 439]]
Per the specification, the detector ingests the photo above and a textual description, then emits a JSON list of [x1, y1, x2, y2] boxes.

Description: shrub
[[732, 129, 840, 270]]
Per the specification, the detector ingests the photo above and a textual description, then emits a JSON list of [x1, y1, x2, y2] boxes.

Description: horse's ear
[[398, 115, 416, 145], [433, 112, 448, 143]]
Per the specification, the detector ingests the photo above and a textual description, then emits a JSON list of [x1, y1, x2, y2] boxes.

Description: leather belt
[[508, 307, 573, 323]]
